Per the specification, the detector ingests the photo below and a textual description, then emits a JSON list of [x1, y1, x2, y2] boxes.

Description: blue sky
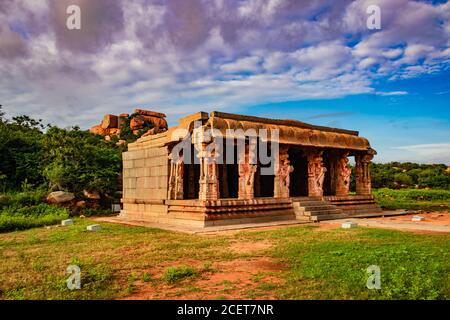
[[241, 71, 450, 164], [0, 0, 449, 164]]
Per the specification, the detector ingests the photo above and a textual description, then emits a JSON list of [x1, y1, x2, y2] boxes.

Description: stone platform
[[97, 215, 309, 234], [120, 197, 296, 228], [118, 195, 386, 229]]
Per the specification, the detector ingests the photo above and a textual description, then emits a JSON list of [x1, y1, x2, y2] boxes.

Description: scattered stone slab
[[341, 221, 358, 229], [47, 191, 75, 204], [61, 219, 73, 226], [412, 216, 425, 221], [111, 204, 121, 213], [87, 224, 102, 231]]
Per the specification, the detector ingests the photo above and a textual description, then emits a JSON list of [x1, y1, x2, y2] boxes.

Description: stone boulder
[[101, 114, 119, 129], [134, 108, 166, 119], [142, 127, 166, 137], [47, 191, 75, 204], [76, 200, 86, 208], [90, 125, 108, 136], [116, 139, 127, 147], [83, 189, 101, 200], [90, 108, 168, 140], [130, 117, 145, 130], [130, 114, 168, 131]]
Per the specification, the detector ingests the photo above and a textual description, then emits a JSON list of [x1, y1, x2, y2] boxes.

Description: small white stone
[[412, 216, 425, 221], [342, 222, 358, 229], [87, 224, 101, 231], [61, 219, 73, 226], [111, 204, 121, 213]]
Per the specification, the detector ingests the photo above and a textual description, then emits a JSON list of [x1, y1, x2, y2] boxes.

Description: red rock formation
[[90, 108, 168, 140], [134, 109, 166, 118], [130, 117, 145, 130], [90, 125, 108, 135], [101, 114, 118, 129]]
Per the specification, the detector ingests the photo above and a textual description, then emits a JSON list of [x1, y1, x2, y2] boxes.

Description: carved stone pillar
[[305, 149, 326, 197], [274, 146, 293, 198], [335, 152, 352, 196], [355, 151, 375, 195], [193, 126, 220, 201], [168, 154, 184, 200], [238, 144, 257, 200]]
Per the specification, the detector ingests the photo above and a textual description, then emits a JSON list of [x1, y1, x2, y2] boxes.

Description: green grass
[[0, 203, 69, 233], [0, 189, 117, 233], [162, 266, 199, 284], [264, 226, 450, 299], [0, 190, 69, 233], [0, 218, 448, 300], [373, 188, 450, 211], [0, 189, 47, 209]]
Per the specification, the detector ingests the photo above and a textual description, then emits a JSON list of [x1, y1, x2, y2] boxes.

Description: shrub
[[0, 204, 69, 233], [0, 189, 47, 210], [373, 188, 450, 211], [374, 188, 450, 201], [161, 266, 198, 284]]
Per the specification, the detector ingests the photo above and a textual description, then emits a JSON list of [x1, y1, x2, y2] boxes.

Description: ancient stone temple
[[119, 111, 382, 228]]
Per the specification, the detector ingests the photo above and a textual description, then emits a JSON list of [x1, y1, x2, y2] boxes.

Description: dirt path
[[319, 212, 450, 234]]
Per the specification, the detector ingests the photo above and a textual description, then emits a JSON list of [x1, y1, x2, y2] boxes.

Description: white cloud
[[391, 143, 450, 165], [220, 56, 262, 73], [375, 91, 408, 96], [0, 0, 448, 134]]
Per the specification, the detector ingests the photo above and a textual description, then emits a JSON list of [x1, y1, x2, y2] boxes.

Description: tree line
[[0, 107, 122, 199], [369, 162, 450, 190]]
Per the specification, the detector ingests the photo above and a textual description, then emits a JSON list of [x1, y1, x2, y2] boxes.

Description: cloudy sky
[[1, 0, 449, 164]]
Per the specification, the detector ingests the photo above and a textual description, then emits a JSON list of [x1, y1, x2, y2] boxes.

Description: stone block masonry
[[122, 145, 169, 202]]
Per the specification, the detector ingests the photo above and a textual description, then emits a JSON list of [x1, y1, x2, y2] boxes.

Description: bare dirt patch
[[228, 240, 273, 254], [375, 212, 450, 225], [120, 257, 286, 300], [313, 223, 341, 231]]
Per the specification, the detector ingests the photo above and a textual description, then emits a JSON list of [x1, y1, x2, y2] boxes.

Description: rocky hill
[[89, 108, 168, 143]]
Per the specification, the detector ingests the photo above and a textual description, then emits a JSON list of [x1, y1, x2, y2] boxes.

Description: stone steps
[[293, 199, 345, 222], [302, 209, 344, 217], [294, 195, 384, 221], [293, 204, 338, 211], [324, 194, 383, 216]]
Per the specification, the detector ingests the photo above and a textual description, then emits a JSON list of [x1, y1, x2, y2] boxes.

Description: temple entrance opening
[[289, 148, 308, 197]]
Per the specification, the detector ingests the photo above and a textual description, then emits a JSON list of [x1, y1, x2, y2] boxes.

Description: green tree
[[41, 126, 121, 197]]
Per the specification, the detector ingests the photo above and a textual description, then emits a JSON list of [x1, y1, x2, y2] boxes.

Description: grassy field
[[373, 188, 450, 211], [0, 190, 69, 233], [0, 218, 448, 300]]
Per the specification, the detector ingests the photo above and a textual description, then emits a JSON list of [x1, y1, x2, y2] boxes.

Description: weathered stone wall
[[121, 144, 169, 220]]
